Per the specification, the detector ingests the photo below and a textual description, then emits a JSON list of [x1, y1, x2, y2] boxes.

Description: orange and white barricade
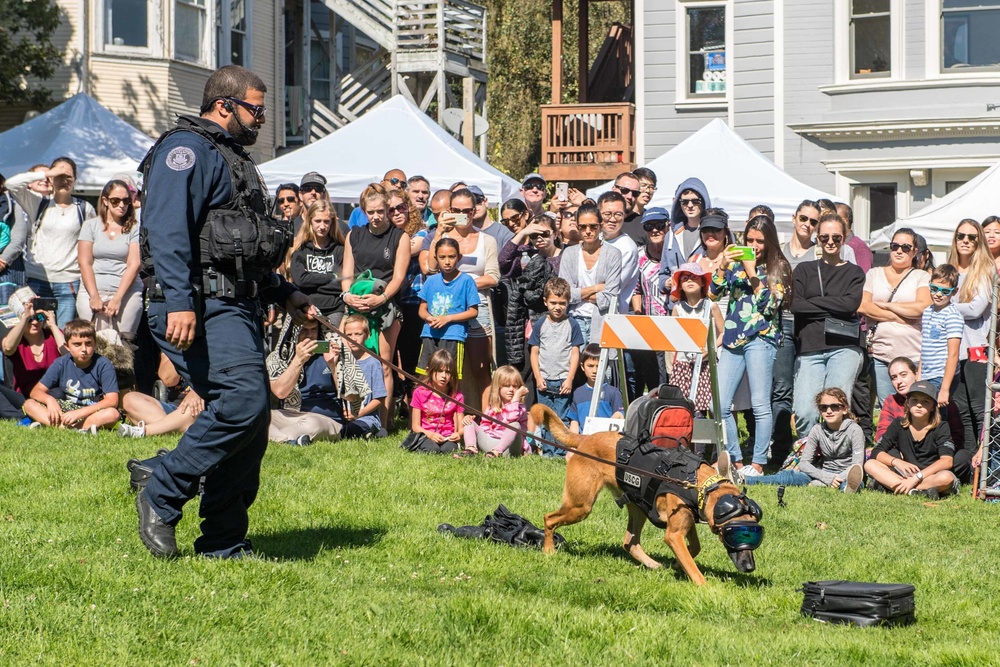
[[595, 314, 723, 450]]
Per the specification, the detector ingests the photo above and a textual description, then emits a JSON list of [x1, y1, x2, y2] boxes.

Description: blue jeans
[[537, 378, 572, 457], [145, 296, 270, 557], [771, 315, 796, 458], [28, 277, 79, 328], [743, 469, 811, 486], [793, 347, 863, 436], [718, 336, 777, 466], [872, 357, 894, 406], [743, 469, 854, 491], [572, 315, 591, 347]]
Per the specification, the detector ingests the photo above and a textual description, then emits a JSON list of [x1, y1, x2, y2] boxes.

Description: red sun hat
[[670, 262, 711, 302]]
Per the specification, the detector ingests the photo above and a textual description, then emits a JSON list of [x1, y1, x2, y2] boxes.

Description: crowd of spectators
[[0, 158, 993, 498]]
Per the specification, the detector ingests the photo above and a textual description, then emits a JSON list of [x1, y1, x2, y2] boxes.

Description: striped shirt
[[920, 303, 964, 380]]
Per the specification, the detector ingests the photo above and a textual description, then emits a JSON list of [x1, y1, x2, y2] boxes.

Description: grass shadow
[[256, 525, 387, 561]]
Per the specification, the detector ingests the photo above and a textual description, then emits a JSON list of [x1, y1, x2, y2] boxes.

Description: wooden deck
[[539, 102, 636, 182]]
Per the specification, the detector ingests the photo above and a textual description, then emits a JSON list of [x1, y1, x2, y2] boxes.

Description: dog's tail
[[529, 403, 588, 453]]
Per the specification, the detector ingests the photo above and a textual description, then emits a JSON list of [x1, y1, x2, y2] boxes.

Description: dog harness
[[614, 435, 705, 529]]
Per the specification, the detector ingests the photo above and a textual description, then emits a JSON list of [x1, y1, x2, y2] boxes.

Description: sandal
[[453, 449, 477, 459], [485, 451, 500, 459]]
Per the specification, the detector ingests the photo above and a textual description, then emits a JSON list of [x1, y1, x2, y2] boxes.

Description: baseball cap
[[641, 207, 670, 224], [300, 171, 327, 188], [521, 173, 545, 187], [906, 380, 938, 402], [700, 214, 728, 230], [467, 185, 485, 201]]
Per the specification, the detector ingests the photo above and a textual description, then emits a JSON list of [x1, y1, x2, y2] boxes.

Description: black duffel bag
[[800, 580, 915, 627]]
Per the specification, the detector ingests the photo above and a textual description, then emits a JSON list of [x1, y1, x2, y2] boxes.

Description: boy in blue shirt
[[916, 264, 963, 404], [568, 344, 625, 433], [25, 319, 120, 432]]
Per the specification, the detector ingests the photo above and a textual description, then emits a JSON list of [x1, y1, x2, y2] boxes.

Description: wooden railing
[[540, 103, 636, 181], [396, 0, 486, 60]]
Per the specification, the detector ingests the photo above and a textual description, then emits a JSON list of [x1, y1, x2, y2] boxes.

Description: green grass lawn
[[2, 423, 1000, 666]]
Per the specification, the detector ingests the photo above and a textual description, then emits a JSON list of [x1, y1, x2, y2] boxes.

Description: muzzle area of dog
[[729, 547, 756, 572]]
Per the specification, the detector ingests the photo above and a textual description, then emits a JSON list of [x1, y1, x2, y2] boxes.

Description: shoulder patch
[[165, 146, 196, 171]]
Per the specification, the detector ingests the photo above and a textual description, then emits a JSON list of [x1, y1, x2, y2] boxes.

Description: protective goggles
[[713, 493, 763, 524], [720, 522, 765, 551]]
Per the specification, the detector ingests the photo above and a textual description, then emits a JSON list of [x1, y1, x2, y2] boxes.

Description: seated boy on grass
[[568, 343, 624, 434], [24, 319, 120, 431]]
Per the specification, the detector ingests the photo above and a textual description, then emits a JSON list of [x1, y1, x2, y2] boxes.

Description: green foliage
[[0, 0, 61, 106], [2, 423, 1000, 665]]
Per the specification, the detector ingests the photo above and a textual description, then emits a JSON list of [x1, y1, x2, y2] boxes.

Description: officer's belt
[[147, 270, 260, 302]]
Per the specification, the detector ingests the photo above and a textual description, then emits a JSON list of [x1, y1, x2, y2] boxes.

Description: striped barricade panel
[[599, 315, 709, 354]]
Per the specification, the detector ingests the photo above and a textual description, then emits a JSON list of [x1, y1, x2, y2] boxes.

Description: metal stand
[[977, 271, 1000, 499]]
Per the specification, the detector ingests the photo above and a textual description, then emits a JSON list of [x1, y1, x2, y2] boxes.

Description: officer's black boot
[[136, 489, 178, 558]]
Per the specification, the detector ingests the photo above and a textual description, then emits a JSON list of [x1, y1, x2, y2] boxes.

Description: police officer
[[135, 65, 313, 559]]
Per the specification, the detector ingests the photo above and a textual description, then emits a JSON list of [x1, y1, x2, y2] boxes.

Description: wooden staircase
[[307, 0, 488, 141]]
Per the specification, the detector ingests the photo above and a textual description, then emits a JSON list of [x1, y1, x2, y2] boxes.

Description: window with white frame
[[105, 0, 149, 48], [851, 0, 891, 77], [216, 0, 250, 67], [684, 4, 727, 97], [175, 0, 208, 63], [942, 1, 1000, 70]]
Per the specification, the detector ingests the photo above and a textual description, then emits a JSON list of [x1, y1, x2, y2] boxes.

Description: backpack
[[35, 197, 87, 229], [624, 383, 695, 449]]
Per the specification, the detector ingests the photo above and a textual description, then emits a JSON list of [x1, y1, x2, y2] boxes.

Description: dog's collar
[[697, 474, 728, 513]]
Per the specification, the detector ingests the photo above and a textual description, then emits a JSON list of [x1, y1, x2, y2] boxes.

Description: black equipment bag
[[800, 580, 915, 627], [400, 430, 458, 454]]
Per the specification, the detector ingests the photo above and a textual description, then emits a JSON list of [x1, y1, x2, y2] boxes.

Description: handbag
[[800, 580, 916, 627], [865, 268, 915, 354], [817, 262, 861, 341]]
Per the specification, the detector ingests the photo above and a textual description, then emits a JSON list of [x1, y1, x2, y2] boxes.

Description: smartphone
[[452, 213, 470, 228], [555, 182, 569, 202], [33, 297, 58, 313], [313, 340, 331, 354], [732, 246, 756, 261]]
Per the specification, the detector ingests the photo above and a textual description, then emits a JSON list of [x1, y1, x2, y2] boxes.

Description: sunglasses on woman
[[528, 231, 551, 241], [389, 203, 408, 215], [578, 223, 600, 232], [889, 242, 914, 253], [817, 234, 843, 245], [956, 232, 979, 243], [106, 197, 131, 207], [797, 213, 818, 226], [642, 221, 667, 232]]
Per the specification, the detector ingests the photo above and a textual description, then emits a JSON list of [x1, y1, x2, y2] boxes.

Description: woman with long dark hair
[[711, 215, 791, 477], [76, 179, 142, 338]]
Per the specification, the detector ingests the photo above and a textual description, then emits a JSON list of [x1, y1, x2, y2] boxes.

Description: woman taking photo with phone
[[790, 212, 865, 436], [711, 216, 791, 477], [946, 219, 995, 448], [76, 179, 142, 340]]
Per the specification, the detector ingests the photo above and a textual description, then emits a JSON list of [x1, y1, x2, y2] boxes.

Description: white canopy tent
[[869, 160, 1000, 249], [260, 96, 520, 204], [0, 93, 153, 194], [586, 119, 834, 237]]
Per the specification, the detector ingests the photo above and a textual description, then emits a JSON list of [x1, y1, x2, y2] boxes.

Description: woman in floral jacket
[[711, 215, 791, 476]]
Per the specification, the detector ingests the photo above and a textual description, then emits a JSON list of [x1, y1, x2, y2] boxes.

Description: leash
[[311, 312, 711, 491]]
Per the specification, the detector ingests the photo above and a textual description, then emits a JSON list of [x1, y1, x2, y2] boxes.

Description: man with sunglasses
[[612, 172, 645, 244], [136, 65, 314, 560], [299, 172, 327, 208], [669, 178, 711, 260], [274, 183, 302, 233]]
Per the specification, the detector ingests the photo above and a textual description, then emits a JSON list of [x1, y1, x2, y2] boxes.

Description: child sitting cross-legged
[[721, 387, 864, 493], [408, 349, 464, 453], [24, 319, 120, 432], [335, 314, 388, 439], [568, 343, 624, 434], [455, 365, 529, 458]]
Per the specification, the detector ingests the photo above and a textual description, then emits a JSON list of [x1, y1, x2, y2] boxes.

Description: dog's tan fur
[[532, 403, 751, 586]]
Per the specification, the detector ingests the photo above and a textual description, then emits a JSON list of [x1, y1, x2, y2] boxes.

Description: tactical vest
[[139, 116, 292, 289], [615, 435, 702, 529]]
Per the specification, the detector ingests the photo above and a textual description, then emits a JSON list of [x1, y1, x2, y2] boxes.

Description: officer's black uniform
[[139, 114, 296, 557]]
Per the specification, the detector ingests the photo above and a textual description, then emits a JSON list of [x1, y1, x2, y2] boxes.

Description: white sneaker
[[740, 466, 763, 478], [117, 421, 146, 438], [78, 425, 99, 435]]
